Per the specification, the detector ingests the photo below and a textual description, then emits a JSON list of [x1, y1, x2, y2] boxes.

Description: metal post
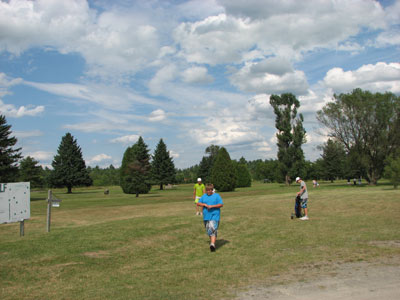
[[20, 220, 24, 236], [47, 190, 52, 232]]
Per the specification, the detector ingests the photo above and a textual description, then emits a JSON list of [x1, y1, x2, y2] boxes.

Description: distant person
[[197, 184, 224, 252], [296, 177, 309, 220], [312, 179, 319, 187], [193, 178, 205, 215]]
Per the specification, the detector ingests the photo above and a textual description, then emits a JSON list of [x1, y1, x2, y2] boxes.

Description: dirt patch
[[82, 250, 111, 258], [234, 256, 400, 300], [369, 240, 400, 248]]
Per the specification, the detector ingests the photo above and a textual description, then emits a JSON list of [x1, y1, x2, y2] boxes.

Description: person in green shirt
[[193, 178, 205, 215]]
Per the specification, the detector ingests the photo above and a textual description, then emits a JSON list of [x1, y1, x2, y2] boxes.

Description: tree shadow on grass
[[216, 239, 230, 250]]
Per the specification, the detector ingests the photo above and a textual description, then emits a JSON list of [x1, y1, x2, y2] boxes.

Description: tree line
[[1, 88, 400, 193]]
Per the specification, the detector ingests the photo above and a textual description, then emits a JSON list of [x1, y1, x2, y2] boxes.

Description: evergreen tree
[[152, 139, 176, 190], [49, 133, 92, 193], [19, 156, 44, 188], [234, 161, 252, 188], [197, 144, 220, 183], [210, 147, 236, 192], [318, 139, 346, 182], [120, 136, 152, 196], [0, 115, 22, 182], [270, 93, 306, 185]]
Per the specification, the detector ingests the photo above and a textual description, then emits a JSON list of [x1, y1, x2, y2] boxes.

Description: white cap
[[197, 178, 202, 181], [295, 177, 300, 182]]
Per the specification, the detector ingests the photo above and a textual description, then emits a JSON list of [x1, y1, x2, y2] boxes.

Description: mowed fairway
[[1, 182, 399, 299]]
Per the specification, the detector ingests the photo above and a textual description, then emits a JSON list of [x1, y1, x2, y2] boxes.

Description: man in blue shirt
[[197, 184, 224, 252]]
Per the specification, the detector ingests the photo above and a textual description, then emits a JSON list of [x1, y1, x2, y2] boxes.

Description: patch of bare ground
[[234, 255, 400, 300], [82, 250, 111, 258]]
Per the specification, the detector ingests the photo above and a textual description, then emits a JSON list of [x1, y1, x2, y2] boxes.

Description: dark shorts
[[301, 198, 308, 208], [203, 220, 219, 237]]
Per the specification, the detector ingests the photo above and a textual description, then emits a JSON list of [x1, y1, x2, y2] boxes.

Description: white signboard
[[0, 182, 30, 224]]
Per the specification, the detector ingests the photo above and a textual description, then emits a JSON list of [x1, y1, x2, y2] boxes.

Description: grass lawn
[[1, 181, 399, 299]]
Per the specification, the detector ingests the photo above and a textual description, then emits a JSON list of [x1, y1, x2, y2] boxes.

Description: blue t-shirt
[[199, 193, 223, 221]]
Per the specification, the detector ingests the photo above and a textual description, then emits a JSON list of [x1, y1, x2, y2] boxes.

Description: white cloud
[[323, 62, 400, 94], [182, 66, 214, 84], [169, 150, 180, 159], [110, 135, 140, 144], [148, 64, 178, 95], [0, 99, 44, 118], [0, 0, 161, 79], [148, 109, 166, 122], [86, 153, 112, 166], [26, 151, 53, 161], [230, 58, 309, 94]]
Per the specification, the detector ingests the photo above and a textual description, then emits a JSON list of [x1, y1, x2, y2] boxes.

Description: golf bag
[[291, 195, 304, 219]]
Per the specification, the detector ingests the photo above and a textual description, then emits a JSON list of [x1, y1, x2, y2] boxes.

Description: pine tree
[[19, 156, 44, 188], [210, 147, 236, 192], [234, 161, 252, 188], [197, 145, 220, 183], [49, 133, 92, 193], [270, 93, 306, 185], [0, 115, 22, 182], [152, 139, 176, 190], [120, 136, 152, 196]]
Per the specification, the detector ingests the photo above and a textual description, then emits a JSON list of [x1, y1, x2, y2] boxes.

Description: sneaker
[[300, 216, 309, 220], [210, 244, 216, 252]]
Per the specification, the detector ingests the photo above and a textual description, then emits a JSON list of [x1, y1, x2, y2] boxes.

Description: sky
[[0, 0, 399, 169]]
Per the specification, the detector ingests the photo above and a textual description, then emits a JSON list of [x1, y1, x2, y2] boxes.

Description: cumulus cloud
[[175, 0, 387, 65], [110, 135, 140, 144], [14, 130, 43, 139], [323, 62, 400, 94], [230, 58, 309, 94], [182, 66, 214, 84], [0, 0, 161, 79]]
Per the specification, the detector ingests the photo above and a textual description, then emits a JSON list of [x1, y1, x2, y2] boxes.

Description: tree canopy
[[317, 88, 400, 184], [19, 156, 44, 188]]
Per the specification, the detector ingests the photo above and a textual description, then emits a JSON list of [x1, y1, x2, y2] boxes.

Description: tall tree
[[19, 156, 44, 188], [234, 160, 252, 188], [210, 147, 236, 192], [152, 139, 176, 190], [385, 151, 400, 189], [317, 89, 400, 185], [270, 93, 306, 185], [120, 136, 152, 196], [318, 139, 346, 182], [197, 144, 220, 183], [49, 133, 92, 193], [0, 115, 22, 182]]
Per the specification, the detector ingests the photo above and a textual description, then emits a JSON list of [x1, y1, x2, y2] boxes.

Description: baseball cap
[[295, 177, 300, 182], [197, 178, 202, 181]]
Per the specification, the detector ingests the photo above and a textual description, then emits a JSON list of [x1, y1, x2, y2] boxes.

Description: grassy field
[[1, 181, 399, 299]]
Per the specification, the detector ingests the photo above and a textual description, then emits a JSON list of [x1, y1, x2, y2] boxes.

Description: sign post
[[0, 182, 30, 237], [46, 190, 61, 232]]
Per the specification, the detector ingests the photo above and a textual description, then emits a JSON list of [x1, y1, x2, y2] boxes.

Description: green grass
[[1, 181, 399, 299]]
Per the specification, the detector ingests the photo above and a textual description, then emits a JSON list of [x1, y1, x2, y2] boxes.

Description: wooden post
[[47, 190, 52, 232], [20, 220, 24, 236]]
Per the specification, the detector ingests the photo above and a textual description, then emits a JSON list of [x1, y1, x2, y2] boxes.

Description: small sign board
[[0, 182, 30, 224]]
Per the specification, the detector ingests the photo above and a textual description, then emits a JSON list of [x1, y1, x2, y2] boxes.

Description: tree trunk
[[160, 183, 163, 190], [136, 192, 139, 197], [285, 174, 290, 186], [67, 185, 72, 193]]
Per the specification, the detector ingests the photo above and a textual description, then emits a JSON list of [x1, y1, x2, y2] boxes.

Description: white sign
[[0, 182, 30, 224]]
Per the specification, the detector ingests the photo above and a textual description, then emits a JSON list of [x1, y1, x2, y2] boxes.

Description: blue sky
[[0, 0, 399, 169]]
